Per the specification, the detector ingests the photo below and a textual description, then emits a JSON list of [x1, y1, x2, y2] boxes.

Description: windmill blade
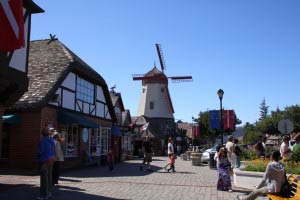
[[155, 43, 166, 73], [169, 76, 193, 83], [133, 76, 166, 81], [132, 74, 145, 80]]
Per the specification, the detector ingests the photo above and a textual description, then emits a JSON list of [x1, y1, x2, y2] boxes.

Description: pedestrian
[[292, 137, 300, 153], [52, 131, 64, 185], [163, 137, 174, 170], [177, 144, 182, 155], [280, 136, 291, 160], [233, 139, 242, 168], [167, 153, 175, 173], [254, 136, 266, 158], [215, 147, 232, 192], [107, 149, 114, 172], [225, 135, 235, 176], [237, 151, 286, 200], [139, 136, 153, 172], [37, 127, 55, 200]]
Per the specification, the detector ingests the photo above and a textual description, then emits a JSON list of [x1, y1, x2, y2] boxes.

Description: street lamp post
[[217, 89, 224, 146]]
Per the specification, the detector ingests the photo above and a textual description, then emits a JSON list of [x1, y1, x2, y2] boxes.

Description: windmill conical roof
[[144, 66, 165, 78]]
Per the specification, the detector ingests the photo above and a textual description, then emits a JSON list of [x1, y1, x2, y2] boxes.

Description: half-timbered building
[[3, 39, 116, 169]]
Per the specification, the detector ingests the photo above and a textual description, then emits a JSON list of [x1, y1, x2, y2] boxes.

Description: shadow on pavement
[[0, 183, 35, 192], [61, 162, 163, 178], [0, 169, 38, 176], [0, 183, 123, 200], [59, 177, 82, 183], [55, 185, 85, 191]]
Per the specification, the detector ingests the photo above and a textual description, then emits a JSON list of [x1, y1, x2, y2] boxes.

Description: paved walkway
[[0, 157, 268, 200]]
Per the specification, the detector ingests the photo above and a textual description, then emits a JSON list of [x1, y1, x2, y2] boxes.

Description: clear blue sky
[[31, 0, 300, 125]]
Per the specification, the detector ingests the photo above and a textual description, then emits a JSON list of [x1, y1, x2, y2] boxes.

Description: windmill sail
[[155, 43, 166, 73]]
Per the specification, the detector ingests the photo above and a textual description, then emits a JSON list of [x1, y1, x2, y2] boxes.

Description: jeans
[[235, 156, 241, 168]]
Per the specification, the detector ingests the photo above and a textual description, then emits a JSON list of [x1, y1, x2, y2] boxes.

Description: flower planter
[[233, 167, 264, 190]]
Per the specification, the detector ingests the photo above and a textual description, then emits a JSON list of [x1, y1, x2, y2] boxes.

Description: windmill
[[132, 44, 192, 140], [133, 44, 192, 83]]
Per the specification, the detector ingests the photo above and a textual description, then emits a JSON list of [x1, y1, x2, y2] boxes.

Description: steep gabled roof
[[121, 109, 132, 126], [10, 39, 116, 122], [109, 91, 125, 111]]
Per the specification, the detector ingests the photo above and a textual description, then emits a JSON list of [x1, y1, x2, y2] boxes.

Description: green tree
[[259, 98, 269, 121], [283, 105, 300, 132], [243, 122, 262, 144]]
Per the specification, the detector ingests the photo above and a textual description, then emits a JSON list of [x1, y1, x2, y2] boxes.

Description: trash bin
[[191, 152, 202, 166], [209, 152, 216, 169]]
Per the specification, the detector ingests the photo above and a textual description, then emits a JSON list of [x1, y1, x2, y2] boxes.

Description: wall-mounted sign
[[82, 128, 88, 143]]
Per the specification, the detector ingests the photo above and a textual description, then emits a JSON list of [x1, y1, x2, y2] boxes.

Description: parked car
[[201, 145, 218, 164]]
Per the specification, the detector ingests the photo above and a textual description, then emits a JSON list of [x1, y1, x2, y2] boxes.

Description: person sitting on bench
[[237, 150, 285, 200]]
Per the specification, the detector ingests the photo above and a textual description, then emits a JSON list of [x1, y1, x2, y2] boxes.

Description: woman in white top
[[52, 133, 64, 185]]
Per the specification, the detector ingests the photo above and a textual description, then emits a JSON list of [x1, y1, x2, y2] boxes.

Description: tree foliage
[[243, 104, 300, 144], [259, 98, 269, 121]]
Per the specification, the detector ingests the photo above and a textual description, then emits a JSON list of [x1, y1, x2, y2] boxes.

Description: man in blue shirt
[[37, 127, 55, 200]]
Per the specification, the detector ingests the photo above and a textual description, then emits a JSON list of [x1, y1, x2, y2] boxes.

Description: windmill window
[[150, 101, 154, 110], [161, 87, 164, 92], [142, 88, 146, 93]]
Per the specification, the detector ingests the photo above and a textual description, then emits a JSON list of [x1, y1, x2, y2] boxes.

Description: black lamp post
[[217, 89, 224, 146]]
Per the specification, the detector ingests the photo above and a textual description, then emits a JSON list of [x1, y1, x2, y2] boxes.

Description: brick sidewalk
[[0, 157, 268, 200]]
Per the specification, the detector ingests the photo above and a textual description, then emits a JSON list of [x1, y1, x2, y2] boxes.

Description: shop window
[[60, 125, 79, 157], [89, 128, 101, 156], [100, 127, 111, 155], [121, 134, 132, 152]]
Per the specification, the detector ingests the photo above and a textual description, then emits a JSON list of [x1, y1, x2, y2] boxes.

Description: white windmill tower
[[133, 44, 192, 138]]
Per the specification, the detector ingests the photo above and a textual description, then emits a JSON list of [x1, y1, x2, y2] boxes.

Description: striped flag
[[140, 122, 149, 131], [0, 0, 24, 53]]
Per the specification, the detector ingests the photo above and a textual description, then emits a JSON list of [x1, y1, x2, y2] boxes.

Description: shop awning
[[111, 125, 122, 136], [2, 114, 21, 124], [57, 110, 98, 128]]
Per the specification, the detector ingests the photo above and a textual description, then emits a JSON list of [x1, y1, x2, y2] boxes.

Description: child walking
[[167, 153, 176, 173], [107, 149, 114, 172]]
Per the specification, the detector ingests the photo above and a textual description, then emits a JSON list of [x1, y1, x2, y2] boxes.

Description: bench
[[268, 174, 300, 200]]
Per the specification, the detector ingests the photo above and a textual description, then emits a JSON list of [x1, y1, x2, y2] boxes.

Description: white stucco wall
[[137, 83, 173, 118], [62, 90, 75, 110], [62, 72, 76, 90]]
